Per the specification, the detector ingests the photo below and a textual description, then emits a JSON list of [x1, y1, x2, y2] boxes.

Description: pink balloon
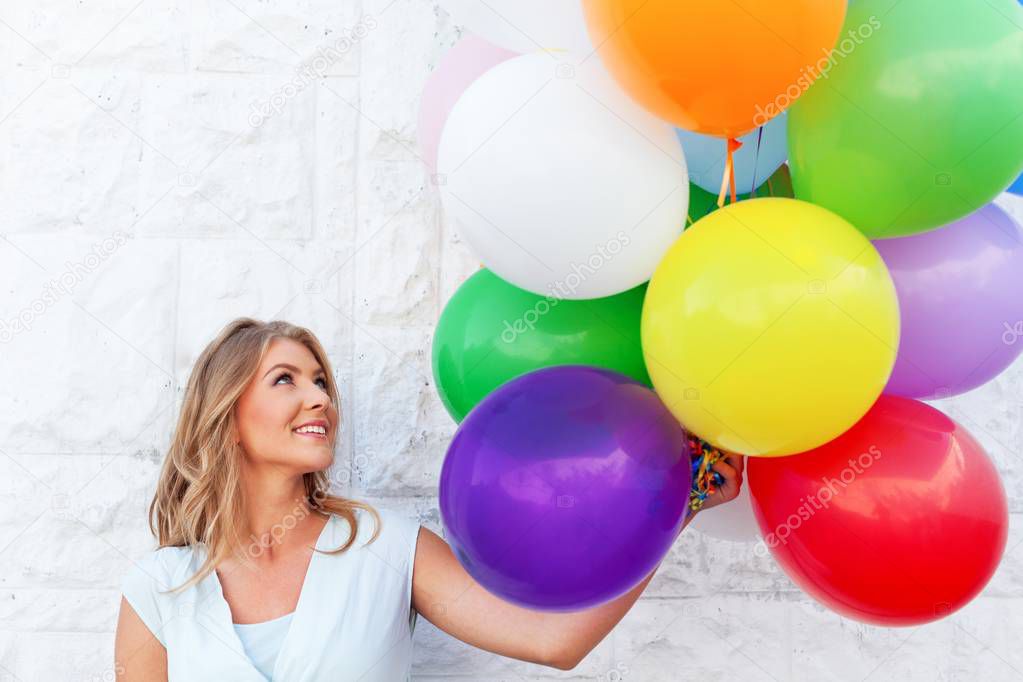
[[418, 34, 518, 175]]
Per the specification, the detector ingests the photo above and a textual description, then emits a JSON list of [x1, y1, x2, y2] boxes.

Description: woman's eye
[[274, 372, 328, 390]]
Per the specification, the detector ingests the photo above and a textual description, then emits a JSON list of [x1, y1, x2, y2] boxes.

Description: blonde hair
[[149, 317, 380, 592]]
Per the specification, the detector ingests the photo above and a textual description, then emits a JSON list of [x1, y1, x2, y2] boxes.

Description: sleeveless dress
[[120, 507, 422, 681]]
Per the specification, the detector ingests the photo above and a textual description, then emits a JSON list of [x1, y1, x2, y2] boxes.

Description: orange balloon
[[582, 0, 846, 138]]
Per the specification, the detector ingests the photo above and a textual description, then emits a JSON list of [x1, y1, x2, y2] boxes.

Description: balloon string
[[716, 137, 744, 208], [688, 435, 727, 513], [750, 127, 764, 196]]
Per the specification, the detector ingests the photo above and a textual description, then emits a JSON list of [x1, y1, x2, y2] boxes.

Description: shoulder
[[120, 545, 197, 647], [330, 505, 423, 573], [122, 545, 195, 593], [327, 505, 420, 546], [366, 506, 422, 547]]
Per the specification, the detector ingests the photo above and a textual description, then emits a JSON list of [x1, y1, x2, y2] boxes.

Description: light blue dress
[[233, 611, 295, 679], [121, 507, 422, 681]]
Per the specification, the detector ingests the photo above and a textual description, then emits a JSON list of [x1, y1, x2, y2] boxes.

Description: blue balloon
[[1009, 172, 1023, 196], [675, 113, 788, 195]]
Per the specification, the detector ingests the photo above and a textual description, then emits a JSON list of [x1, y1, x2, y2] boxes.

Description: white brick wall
[[1, 2, 1022, 680]]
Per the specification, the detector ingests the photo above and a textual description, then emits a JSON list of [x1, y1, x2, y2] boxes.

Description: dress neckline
[[208, 513, 337, 679], [233, 610, 295, 628]]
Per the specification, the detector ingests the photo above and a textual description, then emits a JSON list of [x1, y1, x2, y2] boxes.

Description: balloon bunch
[[423, 0, 1022, 623]]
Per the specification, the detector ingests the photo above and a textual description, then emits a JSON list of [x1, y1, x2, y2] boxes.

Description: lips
[[294, 419, 328, 430], [294, 430, 327, 440]]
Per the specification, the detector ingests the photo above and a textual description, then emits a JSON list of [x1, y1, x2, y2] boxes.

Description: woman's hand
[[699, 453, 745, 512], [679, 452, 744, 534]]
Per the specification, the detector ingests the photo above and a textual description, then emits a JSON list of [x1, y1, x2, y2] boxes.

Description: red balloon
[[748, 395, 1008, 626]]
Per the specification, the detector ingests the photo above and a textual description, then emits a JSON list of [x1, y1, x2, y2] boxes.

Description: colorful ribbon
[[688, 435, 727, 513]]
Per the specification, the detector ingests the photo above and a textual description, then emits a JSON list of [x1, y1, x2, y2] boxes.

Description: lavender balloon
[[875, 203, 1023, 399], [439, 365, 691, 611]]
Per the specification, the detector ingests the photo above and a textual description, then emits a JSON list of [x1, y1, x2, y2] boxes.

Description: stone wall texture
[[1, 1, 1022, 680]]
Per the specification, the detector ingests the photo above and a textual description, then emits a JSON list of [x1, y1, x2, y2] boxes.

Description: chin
[[303, 451, 335, 474], [279, 444, 335, 475]]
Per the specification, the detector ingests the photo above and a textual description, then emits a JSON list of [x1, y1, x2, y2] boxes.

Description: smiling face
[[232, 337, 338, 475]]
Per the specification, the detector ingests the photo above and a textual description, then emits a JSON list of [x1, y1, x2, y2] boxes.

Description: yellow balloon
[[641, 198, 899, 457]]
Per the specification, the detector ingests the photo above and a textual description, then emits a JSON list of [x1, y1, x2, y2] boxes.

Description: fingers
[[710, 461, 739, 493], [724, 453, 745, 470], [710, 460, 737, 481], [710, 457, 743, 500]]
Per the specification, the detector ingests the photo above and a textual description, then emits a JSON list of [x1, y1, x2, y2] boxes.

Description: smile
[[293, 430, 327, 440], [293, 423, 328, 440]]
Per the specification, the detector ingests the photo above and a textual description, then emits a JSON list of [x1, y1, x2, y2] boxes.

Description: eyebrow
[[263, 363, 327, 379]]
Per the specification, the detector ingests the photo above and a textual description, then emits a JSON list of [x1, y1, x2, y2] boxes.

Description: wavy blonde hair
[[150, 317, 380, 592]]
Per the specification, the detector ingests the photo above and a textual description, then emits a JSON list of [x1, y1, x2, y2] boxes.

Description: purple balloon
[[439, 365, 691, 611], [875, 203, 1023, 399]]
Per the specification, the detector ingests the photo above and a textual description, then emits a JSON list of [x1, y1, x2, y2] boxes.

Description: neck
[[238, 465, 325, 558]]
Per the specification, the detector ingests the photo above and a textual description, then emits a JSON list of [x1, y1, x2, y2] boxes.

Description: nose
[[305, 390, 326, 411], [302, 380, 330, 412]]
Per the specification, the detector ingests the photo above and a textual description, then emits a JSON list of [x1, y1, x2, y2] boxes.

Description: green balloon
[[789, 0, 1023, 238], [432, 269, 650, 422], [687, 164, 794, 228]]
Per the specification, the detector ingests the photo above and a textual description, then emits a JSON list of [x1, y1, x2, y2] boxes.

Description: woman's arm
[[115, 597, 167, 681], [413, 455, 744, 670]]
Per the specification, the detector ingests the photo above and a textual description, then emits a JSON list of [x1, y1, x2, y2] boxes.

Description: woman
[[114, 317, 742, 680]]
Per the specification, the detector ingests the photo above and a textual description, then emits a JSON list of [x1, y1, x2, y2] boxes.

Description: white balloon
[[438, 0, 595, 55], [690, 457, 761, 543], [436, 53, 689, 300]]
